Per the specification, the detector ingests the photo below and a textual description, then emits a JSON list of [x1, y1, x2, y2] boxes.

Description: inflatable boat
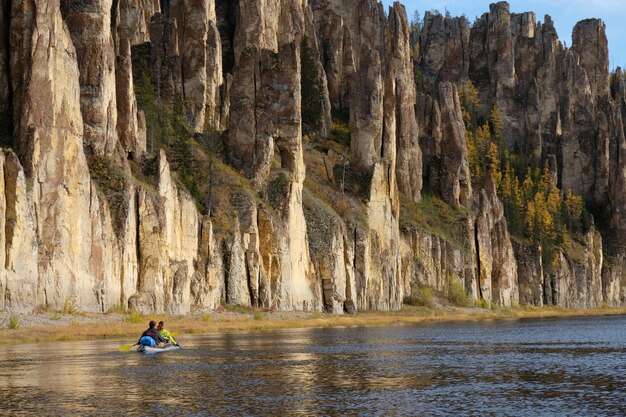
[[137, 344, 182, 354]]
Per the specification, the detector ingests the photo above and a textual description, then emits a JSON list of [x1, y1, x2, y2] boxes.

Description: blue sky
[[382, 0, 626, 70]]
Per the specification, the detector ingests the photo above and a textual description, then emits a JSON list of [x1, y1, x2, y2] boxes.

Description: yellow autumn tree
[[564, 188, 584, 230], [500, 161, 513, 200], [460, 80, 479, 131], [466, 130, 481, 178], [547, 187, 562, 218], [489, 105, 505, 146], [487, 142, 502, 187], [522, 169, 535, 202]]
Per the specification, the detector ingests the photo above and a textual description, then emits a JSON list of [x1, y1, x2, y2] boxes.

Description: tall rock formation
[[62, 0, 121, 158], [387, 4, 422, 203], [437, 82, 472, 208], [119, 0, 160, 45], [473, 178, 518, 307], [9, 0, 119, 311], [1, 0, 626, 315], [0, 0, 10, 144]]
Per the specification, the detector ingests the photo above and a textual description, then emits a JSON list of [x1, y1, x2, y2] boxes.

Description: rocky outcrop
[[167, 0, 224, 132], [602, 255, 626, 307], [0, 151, 38, 312], [419, 12, 469, 91], [401, 228, 473, 296], [0, 0, 10, 142], [228, 43, 301, 186], [147, 13, 183, 99], [130, 151, 200, 314], [178, 0, 213, 132], [116, 39, 146, 160], [305, 200, 356, 313], [206, 12, 224, 130], [361, 163, 403, 310], [2, 0, 626, 315], [191, 216, 224, 310], [545, 230, 603, 309], [349, 47, 383, 169], [313, 0, 423, 205], [513, 241, 544, 307], [609, 94, 626, 238], [473, 178, 518, 307], [62, 0, 121, 158], [119, 0, 160, 46], [414, 1, 626, 309], [10, 1, 112, 311], [387, 3, 422, 203], [572, 19, 609, 99], [310, 1, 354, 110], [120, 1, 223, 133], [437, 82, 472, 208]]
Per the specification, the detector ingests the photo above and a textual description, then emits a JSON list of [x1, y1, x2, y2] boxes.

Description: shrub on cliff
[[404, 286, 434, 307], [447, 278, 472, 307]]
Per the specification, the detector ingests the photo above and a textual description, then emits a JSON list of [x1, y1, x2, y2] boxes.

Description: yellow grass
[[2, 306, 626, 345]]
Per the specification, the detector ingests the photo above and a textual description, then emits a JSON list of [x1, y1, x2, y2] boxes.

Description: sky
[[382, 0, 626, 70]]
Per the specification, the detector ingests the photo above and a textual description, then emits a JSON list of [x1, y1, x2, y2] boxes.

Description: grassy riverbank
[[1, 305, 626, 345]]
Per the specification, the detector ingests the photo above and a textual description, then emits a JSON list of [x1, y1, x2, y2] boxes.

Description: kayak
[[137, 344, 181, 354]]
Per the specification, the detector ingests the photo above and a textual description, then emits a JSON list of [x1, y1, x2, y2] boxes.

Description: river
[[2, 315, 626, 416]]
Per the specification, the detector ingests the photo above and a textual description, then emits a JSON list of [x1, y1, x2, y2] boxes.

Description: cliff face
[[0, 0, 625, 314]]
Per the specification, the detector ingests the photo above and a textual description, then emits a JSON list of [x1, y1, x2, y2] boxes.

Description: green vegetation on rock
[[399, 190, 469, 250], [403, 286, 434, 307], [447, 278, 472, 307], [460, 81, 591, 268], [88, 156, 130, 238]]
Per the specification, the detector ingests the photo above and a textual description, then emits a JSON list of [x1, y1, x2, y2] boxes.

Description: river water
[[2, 315, 626, 416]]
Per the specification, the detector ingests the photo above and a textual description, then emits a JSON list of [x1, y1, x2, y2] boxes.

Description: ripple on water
[[2, 316, 626, 416]]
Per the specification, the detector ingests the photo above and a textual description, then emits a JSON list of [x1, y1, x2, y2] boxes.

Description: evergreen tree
[[522, 169, 535, 202], [487, 142, 502, 187], [460, 80, 479, 131], [466, 130, 481, 178]]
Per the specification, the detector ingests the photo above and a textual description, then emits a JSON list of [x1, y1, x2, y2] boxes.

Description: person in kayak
[[138, 320, 165, 347], [157, 321, 178, 346]]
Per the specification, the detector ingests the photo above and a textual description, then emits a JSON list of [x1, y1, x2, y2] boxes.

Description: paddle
[[118, 343, 138, 352], [168, 331, 182, 348]]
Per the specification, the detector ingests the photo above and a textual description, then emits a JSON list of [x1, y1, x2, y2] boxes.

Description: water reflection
[[2, 316, 626, 415]]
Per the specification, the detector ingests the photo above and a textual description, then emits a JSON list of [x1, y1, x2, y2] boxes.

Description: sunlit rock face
[[1, 0, 626, 313]]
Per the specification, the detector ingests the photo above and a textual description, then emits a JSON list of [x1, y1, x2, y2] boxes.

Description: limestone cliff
[[1, 0, 626, 314]]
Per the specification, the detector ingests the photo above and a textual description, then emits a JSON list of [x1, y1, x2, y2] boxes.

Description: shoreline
[[1, 305, 625, 346]]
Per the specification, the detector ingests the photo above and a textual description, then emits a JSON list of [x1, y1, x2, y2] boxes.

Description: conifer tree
[[487, 142, 502, 187], [460, 80, 479, 131], [522, 169, 535, 202]]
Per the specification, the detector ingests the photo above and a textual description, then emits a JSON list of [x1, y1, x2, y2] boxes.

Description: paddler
[[157, 320, 178, 346], [138, 320, 165, 346]]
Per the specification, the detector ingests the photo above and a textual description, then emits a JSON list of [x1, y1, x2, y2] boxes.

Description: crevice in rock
[[134, 189, 141, 295], [353, 227, 357, 270], [111, 0, 119, 50], [216, 0, 237, 76], [222, 239, 231, 303], [474, 220, 483, 301], [245, 251, 254, 307], [252, 56, 260, 175], [380, 117, 386, 160], [179, 6, 186, 101], [160, 0, 169, 17]]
